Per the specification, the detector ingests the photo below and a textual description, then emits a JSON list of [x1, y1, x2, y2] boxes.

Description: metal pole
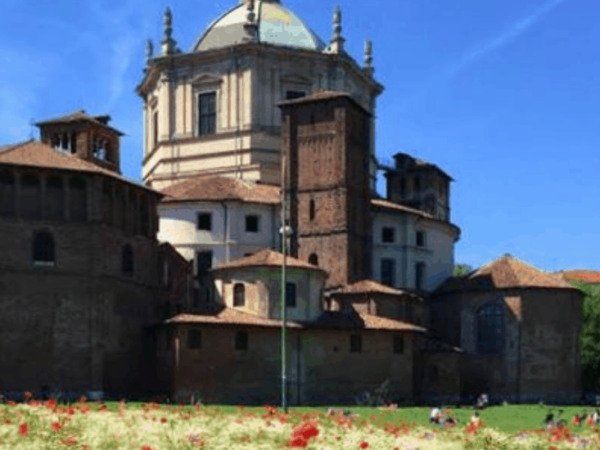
[[281, 153, 288, 413]]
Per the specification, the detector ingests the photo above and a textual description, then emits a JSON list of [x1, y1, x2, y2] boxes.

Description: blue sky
[[0, 0, 597, 272]]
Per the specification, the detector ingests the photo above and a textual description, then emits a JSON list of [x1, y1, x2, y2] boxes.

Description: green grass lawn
[[96, 402, 598, 435]]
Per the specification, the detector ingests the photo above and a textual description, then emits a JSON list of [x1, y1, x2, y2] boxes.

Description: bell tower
[[280, 91, 372, 288]]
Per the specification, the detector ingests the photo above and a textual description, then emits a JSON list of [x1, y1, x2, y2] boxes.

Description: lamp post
[[280, 153, 292, 413]]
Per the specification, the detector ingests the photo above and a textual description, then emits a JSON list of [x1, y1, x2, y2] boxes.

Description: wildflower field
[[1, 399, 600, 450]]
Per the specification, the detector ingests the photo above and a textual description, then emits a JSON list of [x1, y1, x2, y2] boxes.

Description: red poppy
[[288, 435, 308, 448], [291, 421, 319, 441], [359, 441, 369, 448], [160, 417, 168, 423], [19, 423, 28, 437], [51, 421, 62, 432], [67, 407, 75, 415], [141, 446, 153, 450], [46, 400, 56, 409]]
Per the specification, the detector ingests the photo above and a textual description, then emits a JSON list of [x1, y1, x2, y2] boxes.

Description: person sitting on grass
[[470, 412, 481, 427], [572, 414, 582, 426], [429, 407, 442, 424]]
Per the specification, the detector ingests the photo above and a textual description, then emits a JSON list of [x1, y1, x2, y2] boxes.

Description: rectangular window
[[393, 335, 404, 354], [380, 258, 396, 287], [285, 90, 306, 100], [153, 111, 158, 148], [235, 330, 248, 351], [416, 231, 425, 247], [285, 282, 296, 308], [198, 92, 216, 136], [197, 212, 212, 231], [245, 215, 260, 233], [350, 334, 362, 353], [415, 262, 426, 291], [382, 227, 395, 243], [196, 251, 213, 277], [187, 329, 202, 349]]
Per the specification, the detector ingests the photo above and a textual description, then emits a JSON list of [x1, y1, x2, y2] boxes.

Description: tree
[[454, 263, 474, 277], [574, 281, 600, 392]]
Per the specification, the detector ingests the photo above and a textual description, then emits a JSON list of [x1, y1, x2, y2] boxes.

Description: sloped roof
[[436, 254, 577, 293], [559, 270, 600, 285], [336, 279, 413, 296], [161, 176, 280, 205], [192, 0, 326, 53], [165, 309, 302, 328], [212, 249, 326, 273], [304, 311, 426, 332], [371, 198, 435, 219], [278, 90, 369, 113], [35, 110, 124, 136], [0, 141, 158, 194]]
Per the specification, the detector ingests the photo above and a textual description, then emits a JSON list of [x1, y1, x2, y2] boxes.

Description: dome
[[193, 0, 326, 52]]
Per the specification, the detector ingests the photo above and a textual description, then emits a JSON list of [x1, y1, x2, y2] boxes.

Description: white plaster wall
[[371, 211, 455, 292]]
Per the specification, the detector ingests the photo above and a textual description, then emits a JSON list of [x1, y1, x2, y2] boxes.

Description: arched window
[[69, 177, 87, 222], [0, 170, 16, 217], [477, 304, 505, 355], [33, 231, 55, 266], [21, 174, 41, 219], [308, 253, 319, 266], [122, 245, 134, 275], [309, 199, 315, 221], [233, 283, 245, 307], [46, 176, 64, 221]]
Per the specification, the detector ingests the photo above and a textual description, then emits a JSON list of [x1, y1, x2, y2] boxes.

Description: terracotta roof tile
[[304, 311, 426, 332], [161, 176, 280, 205], [436, 254, 576, 293], [0, 141, 158, 193], [558, 270, 600, 285], [35, 110, 124, 135], [212, 249, 326, 273], [336, 279, 412, 296], [371, 198, 434, 219], [164, 309, 302, 328]]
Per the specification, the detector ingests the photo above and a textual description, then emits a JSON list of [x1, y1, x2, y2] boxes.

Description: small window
[[350, 334, 362, 353], [233, 283, 245, 307], [198, 92, 216, 136], [416, 231, 425, 247], [245, 215, 259, 233], [0, 170, 15, 217], [380, 258, 396, 287], [33, 231, 55, 266], [400, 179, 406, 197], [308, 253, 319, 266], [196, 251, 212, 277], [197, 213, 212, 231], [235, 330, 248, 351], [382, 227, 395, 243], [309, 199, 315, 221], [188, 329, 202, 349], [414, 176, 421, 192], [285, 282, 296, 308], [393, 335, 404, 354], [122, 245, 134, 275], [415, 262, 425, 291], [153, 111, 159, 148], [285, 90, 306, 100]]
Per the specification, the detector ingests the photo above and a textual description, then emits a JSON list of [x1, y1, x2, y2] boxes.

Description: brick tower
[[279, 91, 372, 288]]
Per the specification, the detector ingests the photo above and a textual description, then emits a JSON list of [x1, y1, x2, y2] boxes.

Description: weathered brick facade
[[280, 93, 372, 288]]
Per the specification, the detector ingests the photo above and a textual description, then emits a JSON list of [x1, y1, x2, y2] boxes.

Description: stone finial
[[328, 5, 345, 54], [364, 39, 374, 77], [243, 0, 258, 41], [146, 39, 154, 61], [161, 6, 177, 56]]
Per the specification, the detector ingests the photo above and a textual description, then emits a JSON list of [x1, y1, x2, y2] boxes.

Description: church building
[[0, 0, 583, 405]]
